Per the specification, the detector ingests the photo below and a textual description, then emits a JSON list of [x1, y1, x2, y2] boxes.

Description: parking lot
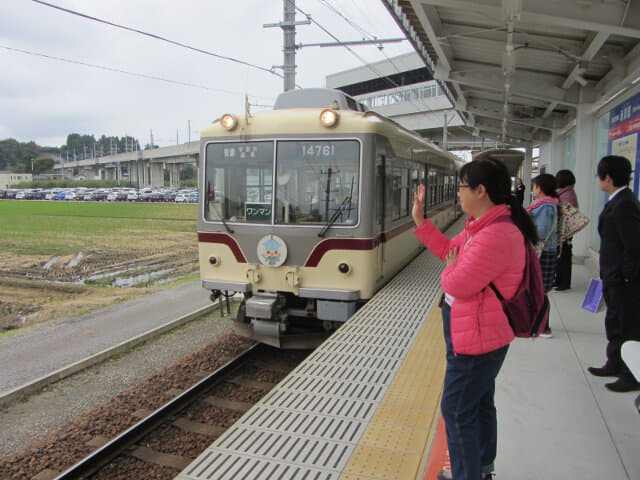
[[1, 186, 198, 203]]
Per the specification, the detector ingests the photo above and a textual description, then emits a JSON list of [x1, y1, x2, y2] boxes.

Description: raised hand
[[412, 184, 426, 226]]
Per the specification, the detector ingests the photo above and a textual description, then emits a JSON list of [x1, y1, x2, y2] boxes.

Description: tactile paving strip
[[176, 248, 445, 480]]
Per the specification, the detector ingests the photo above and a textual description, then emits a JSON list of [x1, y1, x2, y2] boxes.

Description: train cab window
[[275, 140, 359, 226], [204, 141, 273, 223]]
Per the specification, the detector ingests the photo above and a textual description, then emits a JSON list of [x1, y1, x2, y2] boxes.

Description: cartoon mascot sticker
[[257, 234, 288, 267]]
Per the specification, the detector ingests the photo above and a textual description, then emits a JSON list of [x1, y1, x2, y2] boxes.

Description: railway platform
[[176, 217, 640, 480]]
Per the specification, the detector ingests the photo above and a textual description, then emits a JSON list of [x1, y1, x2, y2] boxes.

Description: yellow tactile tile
[[339, 298, 447, 480], [343, 447, 422, 479], [358, 423, 430, 452]]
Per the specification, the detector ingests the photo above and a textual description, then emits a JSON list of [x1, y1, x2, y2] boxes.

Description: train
[[198, 88, 463, 348]]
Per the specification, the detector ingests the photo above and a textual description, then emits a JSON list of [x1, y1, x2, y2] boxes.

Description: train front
[[198, 93, 377, 348]]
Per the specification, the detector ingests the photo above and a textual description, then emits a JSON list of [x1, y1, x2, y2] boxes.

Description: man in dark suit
[[588, 155, 640, 392]]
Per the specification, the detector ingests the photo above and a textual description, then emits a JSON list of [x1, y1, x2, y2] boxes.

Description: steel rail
[[53, 342, 262, 480]]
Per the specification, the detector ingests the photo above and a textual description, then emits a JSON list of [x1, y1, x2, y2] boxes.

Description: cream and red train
[[198, 88, 462, 348]]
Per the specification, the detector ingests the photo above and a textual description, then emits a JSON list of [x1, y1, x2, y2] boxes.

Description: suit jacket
[[598, 187, 640, 285]]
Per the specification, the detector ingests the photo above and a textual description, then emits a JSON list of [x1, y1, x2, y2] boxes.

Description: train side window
[[428, 169, 437, 208], [409, 167, 419, 217], [376, 157, 385, 228], [391, 167, 408, 221]]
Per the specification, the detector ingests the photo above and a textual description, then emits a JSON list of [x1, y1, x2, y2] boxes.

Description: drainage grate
[[176, 248, 445, 480]]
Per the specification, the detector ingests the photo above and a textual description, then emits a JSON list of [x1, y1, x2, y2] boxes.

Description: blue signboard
[[608, 92, 640, 196]]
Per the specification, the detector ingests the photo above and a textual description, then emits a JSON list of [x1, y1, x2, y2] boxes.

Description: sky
[[0, 0, 414, 149]]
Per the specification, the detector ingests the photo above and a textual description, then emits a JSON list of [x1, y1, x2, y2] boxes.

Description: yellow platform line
[[340, 297, 447, 480]]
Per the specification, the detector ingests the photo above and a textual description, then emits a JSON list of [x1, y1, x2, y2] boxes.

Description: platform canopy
[[382, 0, 640, 147], [472, 148, 524, 176]]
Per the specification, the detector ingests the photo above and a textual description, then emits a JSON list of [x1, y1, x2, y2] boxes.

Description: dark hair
[[597, 155, 631, 187], [555, 169, 576, 189], [459, 158, 538, 244], [532, 173, 558, 197]]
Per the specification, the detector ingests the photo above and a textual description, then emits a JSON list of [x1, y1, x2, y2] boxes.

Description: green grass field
[[0, 201, 198, 256]]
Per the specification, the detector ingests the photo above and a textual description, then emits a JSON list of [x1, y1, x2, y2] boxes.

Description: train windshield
[[204, 142, 273, 223], [275, 140, 359, 225], [203, 139, 359, 226]]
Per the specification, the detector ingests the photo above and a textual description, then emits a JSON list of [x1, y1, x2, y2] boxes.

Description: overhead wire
[[0, 45, 273, 101], [31, 0, 284, 80], [312, 0, 457, 134]]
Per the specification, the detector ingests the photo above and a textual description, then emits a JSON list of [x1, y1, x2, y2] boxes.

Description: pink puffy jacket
[[414, 204, 525, 355]]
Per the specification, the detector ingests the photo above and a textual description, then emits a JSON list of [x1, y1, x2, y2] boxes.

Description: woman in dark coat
[[555, 170, 578, 291]]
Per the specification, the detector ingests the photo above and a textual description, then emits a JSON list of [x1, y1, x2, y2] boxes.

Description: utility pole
[[188, 120, 191, 143], [264, 0, 310, 92], [443, 112, 453, 150]]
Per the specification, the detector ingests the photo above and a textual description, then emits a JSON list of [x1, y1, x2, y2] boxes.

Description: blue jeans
[[441, 303, 509, 480]]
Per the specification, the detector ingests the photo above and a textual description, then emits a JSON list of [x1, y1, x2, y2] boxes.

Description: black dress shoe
[[605, 377, 640, 392], [588, 364, 621, 377]]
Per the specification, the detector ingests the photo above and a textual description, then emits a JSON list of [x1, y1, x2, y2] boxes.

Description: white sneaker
[[539, 329, 553, 338]]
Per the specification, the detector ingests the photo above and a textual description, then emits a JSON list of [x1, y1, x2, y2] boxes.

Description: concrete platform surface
[[494, 264, 640, 480]]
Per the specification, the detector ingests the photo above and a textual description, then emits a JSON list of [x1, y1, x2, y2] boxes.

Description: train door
[[374, 155, 385, 284]]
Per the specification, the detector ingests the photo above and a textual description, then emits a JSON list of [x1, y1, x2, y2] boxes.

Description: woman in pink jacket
[[413, 158, 538, 480]]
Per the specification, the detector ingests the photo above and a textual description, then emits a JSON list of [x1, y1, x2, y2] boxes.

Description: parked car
[[44, 189, 63, 200], [138, 188, 154, 201], [90, 190, 109, 201], [150, 190, 166, 202], [126, 190, 139, 201], [162, 190, 177, 202], [174, 193, 188, 203]]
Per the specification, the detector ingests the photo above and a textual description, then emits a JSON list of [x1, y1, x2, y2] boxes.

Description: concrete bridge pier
[[169, 164, 181, 188], [150, 162, 164, 188]]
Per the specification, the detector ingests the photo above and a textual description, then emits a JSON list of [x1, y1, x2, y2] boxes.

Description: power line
[[31, 0, 284, 81], [0, 44, 273, 100], [290, 1, 408, 93], [302, 0, 461, 142], [317, 0, 377, 41]]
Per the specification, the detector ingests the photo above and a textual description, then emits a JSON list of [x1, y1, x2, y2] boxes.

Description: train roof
[[274, 88, 366, 112], [202, 89, 462, 168]]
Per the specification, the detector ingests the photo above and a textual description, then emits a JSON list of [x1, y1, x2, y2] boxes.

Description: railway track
[[50, 343, 309, 480], [0, 332, 310, 480]]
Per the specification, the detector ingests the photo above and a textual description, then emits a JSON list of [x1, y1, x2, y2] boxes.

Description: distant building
[[326, 52, 465, 147], [0, 172, 32, 189]]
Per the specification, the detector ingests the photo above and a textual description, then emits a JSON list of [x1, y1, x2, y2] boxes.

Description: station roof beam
[[382, 0, 640, 147]]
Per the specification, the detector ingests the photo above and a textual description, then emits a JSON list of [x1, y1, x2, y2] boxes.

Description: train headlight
[[320, 109, 339, 128], [209, 256, 220, 266], [220, 114, 238, 131], [338, 262, 350, 274]]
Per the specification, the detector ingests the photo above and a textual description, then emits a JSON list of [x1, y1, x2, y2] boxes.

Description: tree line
[[0, 133, 149, 173]]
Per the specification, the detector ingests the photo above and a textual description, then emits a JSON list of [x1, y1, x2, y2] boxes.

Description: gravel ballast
[[0, 309, 234, 460]]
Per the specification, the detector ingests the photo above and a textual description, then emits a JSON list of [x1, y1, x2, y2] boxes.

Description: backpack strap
[[489, 282, 505, 301], [486, 215, 513, 301]]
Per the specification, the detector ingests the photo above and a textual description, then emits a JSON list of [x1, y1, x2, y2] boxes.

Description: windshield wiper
[[220, 215, 234, 234], [318, 194, 351, 237]]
